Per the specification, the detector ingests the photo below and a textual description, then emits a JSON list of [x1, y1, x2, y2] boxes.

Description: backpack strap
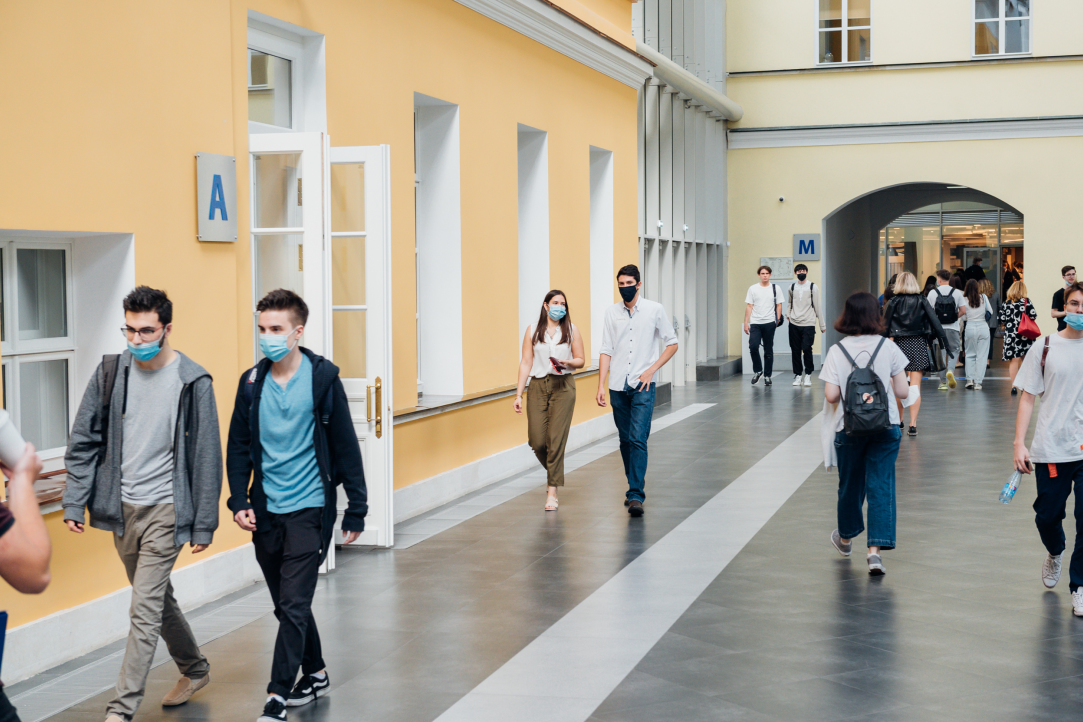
[[867, 337, 886, 367], [243, 366, 258, 409], [1041, 335, 1052, 377], [837, 341, 858, 369], [99, 354, 121, 447]]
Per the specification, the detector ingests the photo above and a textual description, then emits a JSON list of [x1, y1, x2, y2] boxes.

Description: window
[[248, 49, 293, 128], [818, 0, 871, 64], [975, 0, 1030, 56], [0, 241, 75, 456]]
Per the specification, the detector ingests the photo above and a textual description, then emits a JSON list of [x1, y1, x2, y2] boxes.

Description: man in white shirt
[[1014, 281, 1083, 616], [744, 265, 783, 386], [787, 263, 826, 387], [927, 269, 966, 390], [596, 264, 678, 517]]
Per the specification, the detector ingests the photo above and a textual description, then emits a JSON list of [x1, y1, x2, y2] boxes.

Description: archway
[[821, 182, 1023, 350]]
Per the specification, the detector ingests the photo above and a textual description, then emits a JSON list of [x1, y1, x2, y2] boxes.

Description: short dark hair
[[256, 288, 309, 327], [616, 264, 640, 283], [123, 286, 172, 325], [1063, 265, 1076, 276], [972, 257, 982, 264], [834, 292, 884, 336], [794, 263, 808, 273], [936, 269, 951, 281], [1065, 281, 1083, 305], [757, 265, 772, 275]]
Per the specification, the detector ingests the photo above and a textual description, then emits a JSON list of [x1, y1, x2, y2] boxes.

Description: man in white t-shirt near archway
[[744, 265, 783, 386]]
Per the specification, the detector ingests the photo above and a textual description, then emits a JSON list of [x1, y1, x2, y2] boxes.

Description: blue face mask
[[259, 333, 294, 362], [548, 305, 567, 321], [1065, 313, 1083, 331], [128, 339, 162, 362]]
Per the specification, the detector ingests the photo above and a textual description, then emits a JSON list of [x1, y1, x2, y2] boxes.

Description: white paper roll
[[901, 384, 921, 408]]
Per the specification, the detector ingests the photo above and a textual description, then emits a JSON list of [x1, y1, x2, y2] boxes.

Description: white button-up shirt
[[598, 297, 678, 391]]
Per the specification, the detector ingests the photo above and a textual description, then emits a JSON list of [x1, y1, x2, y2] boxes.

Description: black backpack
[[837, 339, 892, 437], [933, 286, 957, 326]]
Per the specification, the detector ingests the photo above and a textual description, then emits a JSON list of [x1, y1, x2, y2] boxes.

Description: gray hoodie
[[62, 351, 223, 547]]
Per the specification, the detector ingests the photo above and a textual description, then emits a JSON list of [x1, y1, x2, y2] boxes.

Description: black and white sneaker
[[867, 554, 886, 576], [751, 372, 762, 385], [764, 376, 773, 386], [286, 673, 329, 707], [258, 697, 287, 722]]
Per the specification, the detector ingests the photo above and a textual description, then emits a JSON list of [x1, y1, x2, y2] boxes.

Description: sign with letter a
[[196, 153, 238, 242], [793, 233, 821, 261]]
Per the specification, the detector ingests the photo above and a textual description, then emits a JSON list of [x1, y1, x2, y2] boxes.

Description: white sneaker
[[965, 380, 974, 389], [1043, 553, 1063, 588], [803, 374, 812, 387], [793, 375, 802, 386], [1073, 589, 1083, 617], [974, 383, 982, 391]]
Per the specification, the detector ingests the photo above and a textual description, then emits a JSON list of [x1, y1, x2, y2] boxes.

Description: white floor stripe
[[434, 413, 825, 722]]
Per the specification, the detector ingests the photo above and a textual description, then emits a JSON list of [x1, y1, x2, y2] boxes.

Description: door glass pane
[[248, 50, 292, 128], [332, 237, 366, 306], [19, 358, 69, 450], [1001, 223, 1024, 244], [975, 21, 999, 54], [331, 164, 366, 233], [847, 0, 870, 26], [1006, 0, 1029, 17], [819, 0, 842, 28], [333, 311, 366, 379], [819, 30, 842, 63], [17, 249, 67, 341], [848, 28, 871, 61], [255, 234, 304, 301], [975, 0, 999, 19], [1005, 19, 1029, 53], [253, 153, 302, 229], [1, 252, 5, 344]]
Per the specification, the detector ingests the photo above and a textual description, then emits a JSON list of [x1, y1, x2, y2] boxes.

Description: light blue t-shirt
[[259, 355, 324, 514]]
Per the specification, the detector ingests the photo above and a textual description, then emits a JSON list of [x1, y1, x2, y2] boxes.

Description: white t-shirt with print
[[745, 283, 781, 325], [819, 335, 909, 432], [1015, 334, 1083, 462], [927, 286, 966, 332]]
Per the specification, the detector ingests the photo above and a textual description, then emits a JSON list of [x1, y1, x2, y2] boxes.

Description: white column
[[671, 240, 686, 386]]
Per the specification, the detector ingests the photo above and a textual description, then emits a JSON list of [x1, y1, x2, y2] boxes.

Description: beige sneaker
[[162, 674, 210, 706], [106, 716, 125, 722]]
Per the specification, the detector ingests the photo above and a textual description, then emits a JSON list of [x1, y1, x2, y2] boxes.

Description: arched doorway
[[821, 182, 1023, 350]]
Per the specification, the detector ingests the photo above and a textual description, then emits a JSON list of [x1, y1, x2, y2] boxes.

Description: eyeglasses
[[120, 325, 165, 341]]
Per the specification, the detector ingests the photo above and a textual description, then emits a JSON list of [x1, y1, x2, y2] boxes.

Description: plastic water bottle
[[1000, 470, 1023, 504]]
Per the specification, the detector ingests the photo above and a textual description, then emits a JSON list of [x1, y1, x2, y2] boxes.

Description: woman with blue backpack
[[821, 292, 911, 575]]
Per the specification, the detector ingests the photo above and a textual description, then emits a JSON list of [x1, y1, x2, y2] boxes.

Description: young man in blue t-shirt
[[226, 290, 367, 722]]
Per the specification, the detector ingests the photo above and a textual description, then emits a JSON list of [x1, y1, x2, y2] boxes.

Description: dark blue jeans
[[610, 381, 656, 503], [1033, 459, 1083, 592], [835, 426, 902, 550]]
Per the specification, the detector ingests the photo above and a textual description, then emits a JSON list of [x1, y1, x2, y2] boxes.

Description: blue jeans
[[610, 381, 656, 502], [835, 426, 902, 549]]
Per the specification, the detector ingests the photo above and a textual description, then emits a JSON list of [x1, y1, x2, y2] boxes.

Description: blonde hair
[[893, 271, 921, 295], [1007, 280, 1028, 303], [979, 279, 995, 298]]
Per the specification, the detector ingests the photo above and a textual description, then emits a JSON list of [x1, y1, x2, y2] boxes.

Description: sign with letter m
[[793, 233, 821, 261]]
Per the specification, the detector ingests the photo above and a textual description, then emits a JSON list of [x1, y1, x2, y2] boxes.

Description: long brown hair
[[964, 279, 982, 308], [532, 290, 572, 346]]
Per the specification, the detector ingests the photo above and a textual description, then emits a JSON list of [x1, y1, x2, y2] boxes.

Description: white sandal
[[544, 497, 559, 511]]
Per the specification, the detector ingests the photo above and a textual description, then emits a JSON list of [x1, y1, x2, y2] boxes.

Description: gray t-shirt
[[1016, 334, 1083, 463], [121, 356, 183, 505]]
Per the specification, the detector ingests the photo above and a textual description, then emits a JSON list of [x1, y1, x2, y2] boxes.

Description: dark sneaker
[[751, 372, 762, 385], [830, 530, 852, 557], [907, 426, 917, 437], [764, 376, 773, 386], [867, 554, 886, 576], [628, 500, 644, 517], [623, 499, 631, 507], [1011, 387, 1018, 396], [286, 673, 329, 707], [258, 697, 287, 722]]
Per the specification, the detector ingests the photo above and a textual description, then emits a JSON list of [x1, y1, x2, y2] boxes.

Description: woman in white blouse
[[962, 279, 992, 390], [514, 290, 585, 510]]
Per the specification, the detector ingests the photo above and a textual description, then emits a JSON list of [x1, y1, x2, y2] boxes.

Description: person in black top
[[1003, 263, 1022, 301], [1052, 265, 1077, 332], [963, 257, 987, 283]]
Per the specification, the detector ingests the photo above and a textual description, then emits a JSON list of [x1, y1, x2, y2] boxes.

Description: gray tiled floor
[[17, 371, 1082, 721]]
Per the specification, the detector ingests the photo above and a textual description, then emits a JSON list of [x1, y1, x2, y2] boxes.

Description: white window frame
[[247, 26, 305, 133], [972, 0, 1032, 58], [815, 0, 873, 67], [0, 239, 77, 462]]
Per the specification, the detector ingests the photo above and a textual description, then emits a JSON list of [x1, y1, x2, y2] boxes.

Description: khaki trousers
[[526, 374, 576, 487], [108, 503, 208, 720]]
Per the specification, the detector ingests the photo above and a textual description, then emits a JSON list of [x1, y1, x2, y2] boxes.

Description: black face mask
[[619, 285, 638, 303], [796, 273, 807, 281]]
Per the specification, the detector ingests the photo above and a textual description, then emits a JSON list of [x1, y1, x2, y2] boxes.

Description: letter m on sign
[[799, 238, 815, 256]]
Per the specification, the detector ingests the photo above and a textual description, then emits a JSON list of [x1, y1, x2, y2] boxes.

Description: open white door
[[327, 145, 394, 549]]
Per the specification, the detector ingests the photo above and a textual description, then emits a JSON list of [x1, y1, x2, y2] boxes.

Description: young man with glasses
[[63, 286, 223, 722], [226, 289, 367, 722]]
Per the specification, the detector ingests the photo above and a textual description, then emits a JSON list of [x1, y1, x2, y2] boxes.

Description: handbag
[[1018, 299, 1041, 340], [928, 336, 946, 373], [984, 296, 992, 323]]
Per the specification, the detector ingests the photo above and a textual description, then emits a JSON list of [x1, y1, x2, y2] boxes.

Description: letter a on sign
[[208, 174, 228, 221]]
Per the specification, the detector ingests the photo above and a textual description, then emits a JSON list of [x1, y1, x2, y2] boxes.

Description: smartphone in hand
[[550, 357, 564, 374]]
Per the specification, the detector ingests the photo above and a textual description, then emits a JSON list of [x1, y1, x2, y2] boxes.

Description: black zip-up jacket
[[225, 348, 367, 562], [883, 293, 949, 348]]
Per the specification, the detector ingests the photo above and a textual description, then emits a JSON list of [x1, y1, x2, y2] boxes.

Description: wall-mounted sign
[[760, 256, 794, 279], [196, 153, 237, 242], [793, 233, 821, 261]]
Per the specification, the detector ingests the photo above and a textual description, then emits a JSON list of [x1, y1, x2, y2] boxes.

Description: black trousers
[[253, 506, 326, 697], [0, 688, 21, 722], [748, 322, 776, 376], [1033, 459, 1083, 592], [789, 324, 816, 375]]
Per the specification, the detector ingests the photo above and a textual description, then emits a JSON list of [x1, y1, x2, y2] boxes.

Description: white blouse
[[529, 323, 576, 378]]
